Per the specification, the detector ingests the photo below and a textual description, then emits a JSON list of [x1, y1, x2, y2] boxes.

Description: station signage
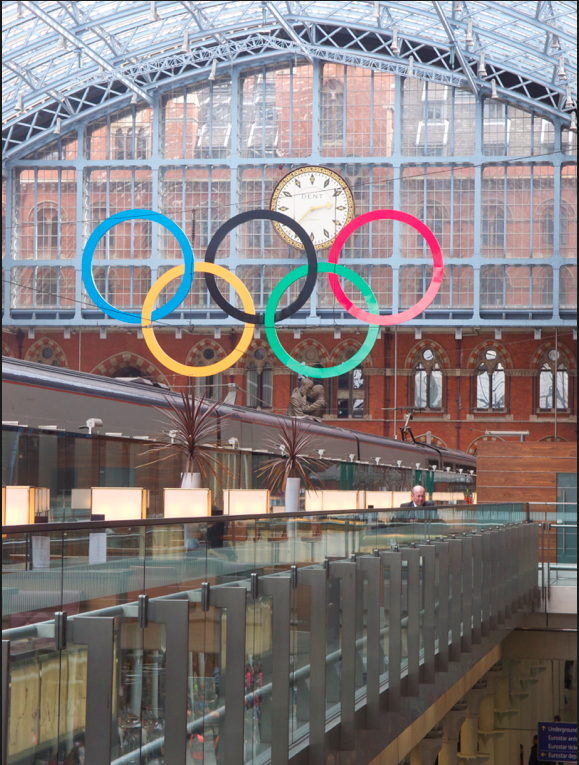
[[538, 721, 578, 762]]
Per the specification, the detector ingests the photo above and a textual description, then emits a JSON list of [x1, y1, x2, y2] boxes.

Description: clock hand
[[297, 202, 332, 224]]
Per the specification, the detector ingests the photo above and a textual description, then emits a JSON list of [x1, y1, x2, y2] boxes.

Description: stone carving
[[287, 378, 327, 420]]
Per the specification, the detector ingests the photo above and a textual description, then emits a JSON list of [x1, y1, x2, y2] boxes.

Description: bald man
[[399, 485, 435, 508]]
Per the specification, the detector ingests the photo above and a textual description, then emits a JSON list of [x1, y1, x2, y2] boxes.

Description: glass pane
[[492, 368, 505, 409], [476, 368, 491, 409], [539, 367, 553, 409], [556, 369, 569, 410], [430, 369, 443, 409], [262, 368, 273, 409], [414, 368, 428, 408]]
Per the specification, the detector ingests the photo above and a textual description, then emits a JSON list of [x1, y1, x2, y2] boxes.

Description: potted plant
[[144, 391, 227, 489], [257, 418, 327, 514]]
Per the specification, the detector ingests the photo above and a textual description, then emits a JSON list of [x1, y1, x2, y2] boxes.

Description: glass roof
[[2, 0, 577, 158]]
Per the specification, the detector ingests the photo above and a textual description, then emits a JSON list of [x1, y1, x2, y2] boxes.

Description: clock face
[[270, 166, 354, 251]]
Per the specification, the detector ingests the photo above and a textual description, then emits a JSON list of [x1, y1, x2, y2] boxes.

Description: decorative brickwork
[[91, 352, 169, 385], [24, 337, 68, 368], [466, 340, 514, 370], [2, 342, 14, 358], [405, 340, 451, 371]]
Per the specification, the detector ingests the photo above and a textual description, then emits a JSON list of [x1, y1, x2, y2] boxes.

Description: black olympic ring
[[204, 210, 318, 326]]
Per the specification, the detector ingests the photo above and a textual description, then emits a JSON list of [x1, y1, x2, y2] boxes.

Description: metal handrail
[[1, 502, 524, 534]]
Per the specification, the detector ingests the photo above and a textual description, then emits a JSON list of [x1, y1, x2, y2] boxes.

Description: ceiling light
[[570, 112, 577, 131], [60, 36, 68, 50], [374, 1, 380, 22], [54, 118, 61, 135], [150, 1, 158, 21], [391, 26, 400, 56], [16, 94, 24, 112], [551, 34, 560, 52], [182, 31, 190, 53], [478, 50, 487, 77], [491, 78, 498, 99], [465, 20, 474, 48], [565, 84, 574, 109], [131, 93, 138, 105], [209, 58, 217, 81], [407, 55, 414, 77], [558, 55, 567, 80]]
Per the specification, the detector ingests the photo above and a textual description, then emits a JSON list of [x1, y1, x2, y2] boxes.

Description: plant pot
[[181, 472, 203, 489], [285, 477, 301, 514]]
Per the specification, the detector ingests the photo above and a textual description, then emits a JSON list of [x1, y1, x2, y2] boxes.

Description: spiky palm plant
[[257, 418, 328, 493], [143, 391, 228, 485]]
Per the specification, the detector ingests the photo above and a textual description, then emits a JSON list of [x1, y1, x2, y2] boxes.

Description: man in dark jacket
[[399, 485, 438, 521], [529, 735, 539, 764], [399, 485, 435, 508]]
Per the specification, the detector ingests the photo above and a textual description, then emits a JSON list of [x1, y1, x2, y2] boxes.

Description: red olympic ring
[[327, 210, 444, 326]]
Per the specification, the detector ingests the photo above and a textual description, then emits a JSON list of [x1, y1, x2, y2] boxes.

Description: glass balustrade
[[1, 504, 558, 764]]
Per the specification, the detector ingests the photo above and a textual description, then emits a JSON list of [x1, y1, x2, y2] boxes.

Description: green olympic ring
[[265, 263, 380, 379]]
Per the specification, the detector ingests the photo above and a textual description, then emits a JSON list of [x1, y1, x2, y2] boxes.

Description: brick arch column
[[90, 352, 169, 385]]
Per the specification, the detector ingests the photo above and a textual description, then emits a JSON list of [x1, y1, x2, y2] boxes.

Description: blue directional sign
[[538, 722, 578, 762]]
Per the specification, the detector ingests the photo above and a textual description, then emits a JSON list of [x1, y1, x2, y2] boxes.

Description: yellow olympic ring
[[141, 263, 255, 377]]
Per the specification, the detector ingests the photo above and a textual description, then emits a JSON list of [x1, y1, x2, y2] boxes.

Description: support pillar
[[440, 700, 467, 765], [478, 667, 504, 765], [409, 726, 443, 765], [457, 681, 487, 763]]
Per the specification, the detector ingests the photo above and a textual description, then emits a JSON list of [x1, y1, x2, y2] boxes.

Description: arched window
[[417, 205, 444, 247], [482, 208, 505, 248], [246, 347, 273, 409], [475, 348, 506, 410], [136, 127, 148, 160], [125, 126, 133, 160], [321, 77, 344, 144], [36, 267, 58, 307], [195, 348, 223, 400], [330, 346, 366, 418], [337, 364, 365, 418], [538, 349, 569, 410], [541, 211, 554, 246], [37, 207, 58, 256], [413, 348, 443, 410], [114, 128, 125, 160]]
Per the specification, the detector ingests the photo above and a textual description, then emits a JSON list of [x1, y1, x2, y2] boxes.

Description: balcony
[[0, 504, 570, 765]]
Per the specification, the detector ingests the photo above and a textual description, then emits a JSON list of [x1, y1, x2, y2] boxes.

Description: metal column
[[380, 551, 402, 713], [418, 543, 436, 684], [401, 547, 420, 697], [259, 575, 292, 765], [297, 567, 328, 765], [329, 560, 357, 750]]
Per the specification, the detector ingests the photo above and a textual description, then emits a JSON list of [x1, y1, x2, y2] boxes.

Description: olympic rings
[[327, 210, 444, 326], [265, 263, 380, 379], [141, 263, 255, 377], [81, 207, 444, 379], [82, 209, 194, 324], [204, 210, 318, 326]]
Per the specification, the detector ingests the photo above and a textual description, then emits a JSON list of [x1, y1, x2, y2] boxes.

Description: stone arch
[[466, 339, 514, 370], [405, 339, 451, 371], [25, 337, 68, 368], [292, 339, 331, 366], [414, 433, 448, 448], [91, 352, 169, 385], [330, 339, 373, 367], [185, 339, 226, 367], [2, 341, 14, 358], [531, 340, 576, 371], [243, 339, 276, 371], [467, 434, 505, 455]]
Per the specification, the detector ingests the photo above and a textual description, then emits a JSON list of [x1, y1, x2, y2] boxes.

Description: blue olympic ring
[[81, 209, 194, 324]]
